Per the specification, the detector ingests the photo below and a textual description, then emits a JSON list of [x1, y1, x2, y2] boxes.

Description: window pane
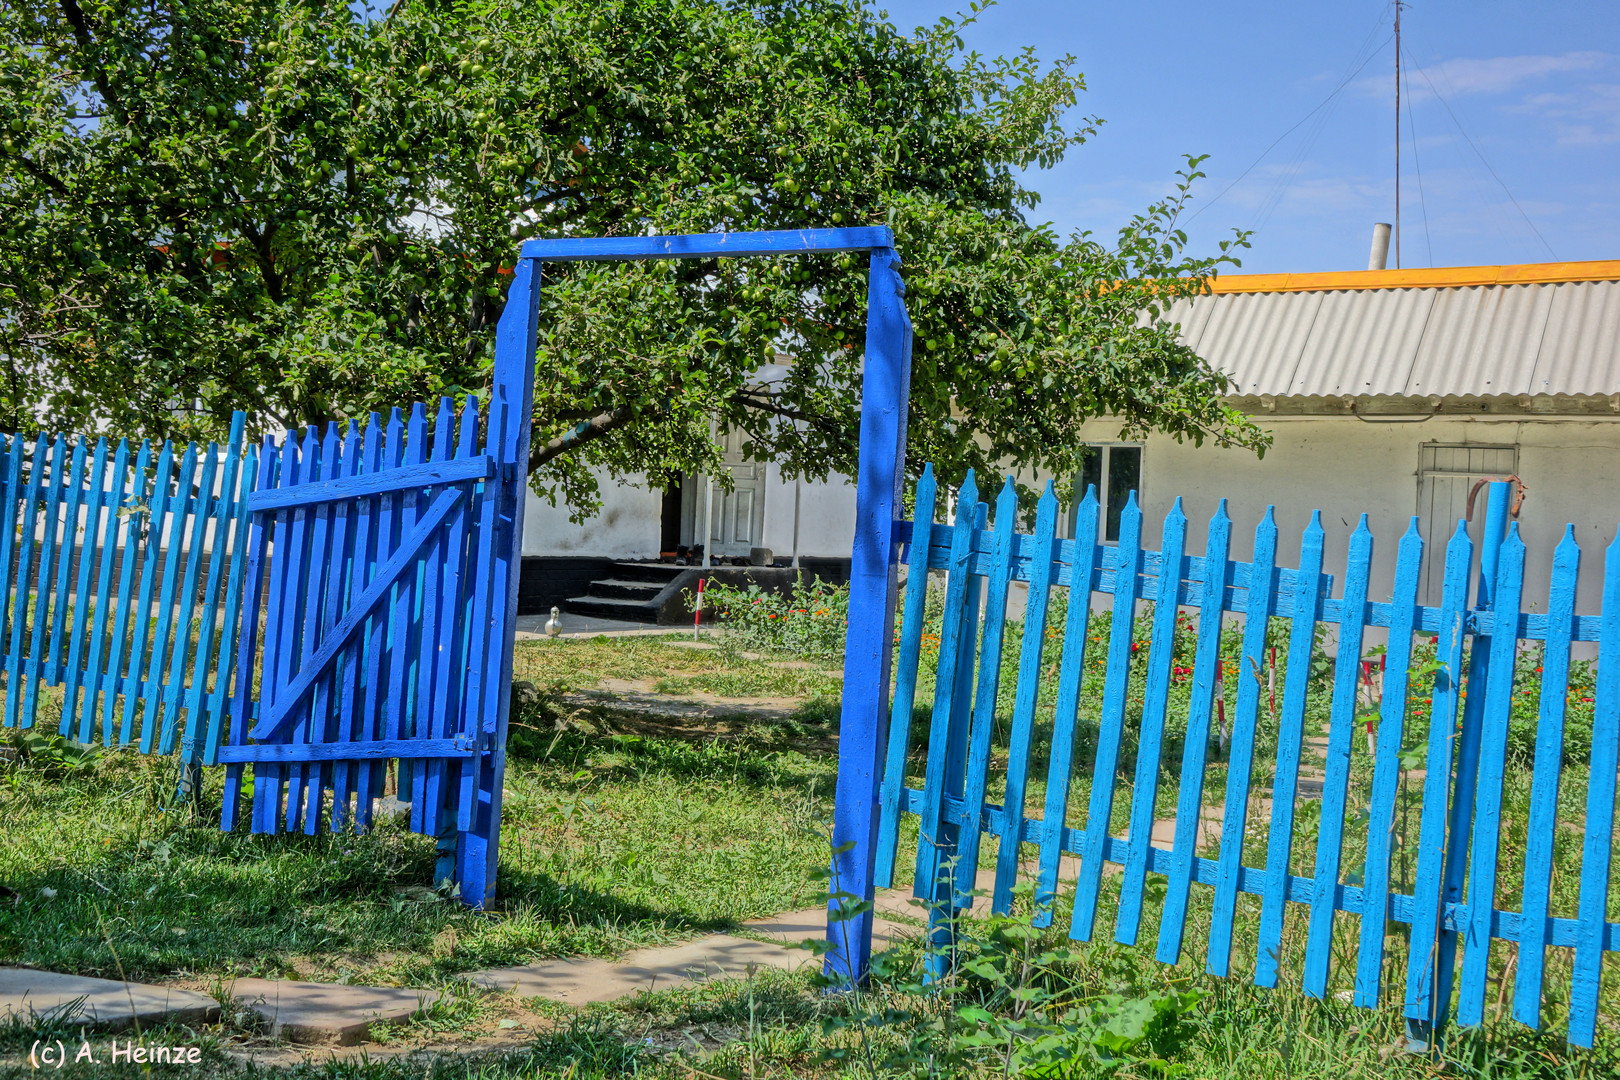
[[1106, 446, 1142, 542], [1079, 447, 1102, 503], [1070, 447, 1103, 539]]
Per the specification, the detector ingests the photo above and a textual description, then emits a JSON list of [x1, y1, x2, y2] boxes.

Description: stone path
[[462, 884, 931, 1005], [513, 613, 665, 639], [0, 968, 219, 1032], [222, 978, 443, 1046], [0, 969, 442, 1047]]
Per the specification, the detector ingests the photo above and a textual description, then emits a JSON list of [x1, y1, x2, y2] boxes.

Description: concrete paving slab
[[465, 867, 1064, 1009], [742, 906, 918, 951], [224, 978, 441, 1045], [0, 968, 219, 1030], [514, 614, 666, 639], [465, 934, 819, 1004]]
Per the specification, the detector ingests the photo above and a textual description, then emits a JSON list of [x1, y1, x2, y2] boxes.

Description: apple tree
[[0, 0, 1263, 515]]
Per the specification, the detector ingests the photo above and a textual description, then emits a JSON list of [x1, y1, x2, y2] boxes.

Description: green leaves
[[2, 0, 1260, 517], [821, 883, 1215, 1079]]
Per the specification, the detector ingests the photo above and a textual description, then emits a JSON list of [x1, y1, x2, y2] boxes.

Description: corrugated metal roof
[[1291, 286, 1435, 395], [1166, 274, 1620, 400]]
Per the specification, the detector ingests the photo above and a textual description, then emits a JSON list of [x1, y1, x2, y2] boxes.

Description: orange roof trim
[[1207, 258, 1620, 295]]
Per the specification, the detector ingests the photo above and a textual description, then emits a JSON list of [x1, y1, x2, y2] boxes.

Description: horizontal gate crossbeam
[[246, 454, 493, 512], [247, 484, 467, 742], [519, 227, 892, 262], [217, 737, 478, 763]]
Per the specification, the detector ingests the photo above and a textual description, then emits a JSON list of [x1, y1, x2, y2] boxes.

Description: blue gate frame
[[511, 229, 912, 982]]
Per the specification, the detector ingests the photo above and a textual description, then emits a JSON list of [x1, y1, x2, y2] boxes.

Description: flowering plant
[[693, 576, 850, 658]]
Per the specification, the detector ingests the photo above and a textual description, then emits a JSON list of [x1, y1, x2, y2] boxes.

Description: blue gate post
[[1408, 479, 1512, 1048], [455, 256, 540, 907], [827, 244, 911, 987]]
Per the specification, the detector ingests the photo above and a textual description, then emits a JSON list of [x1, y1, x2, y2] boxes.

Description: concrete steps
[[563, 562, 689, 623]]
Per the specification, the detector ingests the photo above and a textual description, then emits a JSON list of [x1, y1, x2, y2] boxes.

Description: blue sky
[[878, 1, 1620, 274]]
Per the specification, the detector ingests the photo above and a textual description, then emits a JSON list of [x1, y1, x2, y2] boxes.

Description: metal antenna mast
[[1394, 0, 1403, 268]]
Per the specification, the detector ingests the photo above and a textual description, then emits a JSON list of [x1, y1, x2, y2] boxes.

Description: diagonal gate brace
[[248, 484, 468, 742]]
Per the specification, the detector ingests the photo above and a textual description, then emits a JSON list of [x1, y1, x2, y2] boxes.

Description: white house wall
[[1070, 415, 1620, 619], [760, 469, 858, 560], [521, 467, 662, 559], [521, 463, 858, 560]]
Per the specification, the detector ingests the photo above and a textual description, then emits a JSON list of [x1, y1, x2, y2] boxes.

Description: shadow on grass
[[509, 723, 836, 799]]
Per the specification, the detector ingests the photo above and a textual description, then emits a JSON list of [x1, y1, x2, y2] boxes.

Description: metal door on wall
[[1416, 443, 1517, 603]]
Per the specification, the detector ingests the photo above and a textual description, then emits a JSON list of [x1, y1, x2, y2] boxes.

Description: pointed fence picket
[[874, 468, 1620, 1050], [0, 416, 255, 763]]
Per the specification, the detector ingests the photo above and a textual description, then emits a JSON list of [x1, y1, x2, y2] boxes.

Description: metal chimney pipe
[[1368, 222, 1392, 271]]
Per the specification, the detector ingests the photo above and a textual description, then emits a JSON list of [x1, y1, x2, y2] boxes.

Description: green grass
[[0, 687, 837, 988], [513, 632, 844, 715], [2, 628, 1617, 1077], [651, 667, 842, 700], [512, 634, 827, 691]]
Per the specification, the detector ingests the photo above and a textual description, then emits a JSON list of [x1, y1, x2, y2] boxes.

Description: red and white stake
[[693, 577, 706, 640]]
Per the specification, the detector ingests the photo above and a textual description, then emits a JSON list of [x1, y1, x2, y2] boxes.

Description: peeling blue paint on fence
[[0, 415, 255, 762], [874, 473, 1620, 1049]]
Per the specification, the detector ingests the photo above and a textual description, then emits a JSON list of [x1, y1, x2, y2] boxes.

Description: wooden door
[[1416, 443, 1516, 604], [708, 427, 767, 558]]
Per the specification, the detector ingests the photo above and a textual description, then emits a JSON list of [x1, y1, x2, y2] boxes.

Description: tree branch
[[57, 0, 126, 125], [731, 391, 850, 450], [13, 153, 70, 197], [238, 221, 284, 304], [528, 405, 636, 471], [731, 391, 812, 424]]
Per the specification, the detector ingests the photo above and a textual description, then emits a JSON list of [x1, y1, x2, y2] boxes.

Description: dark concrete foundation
[[520, 556, 851, 624]]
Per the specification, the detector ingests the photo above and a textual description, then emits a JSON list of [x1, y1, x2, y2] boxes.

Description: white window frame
[[1068, 442, 1143, 544]]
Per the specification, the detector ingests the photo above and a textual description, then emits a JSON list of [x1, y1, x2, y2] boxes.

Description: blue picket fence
[[0, 395, 524, 905], [0, 415, 256, 761], [875, 466, 1618, 1049], [3, 228, 1612, 1044]]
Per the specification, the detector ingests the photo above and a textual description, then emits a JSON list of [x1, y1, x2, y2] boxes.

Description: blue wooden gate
[[855, 468, 1619, 1049], [0, 230, 903, 918], [214, 268, 539, 908], [217, 400, 497, 849]]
